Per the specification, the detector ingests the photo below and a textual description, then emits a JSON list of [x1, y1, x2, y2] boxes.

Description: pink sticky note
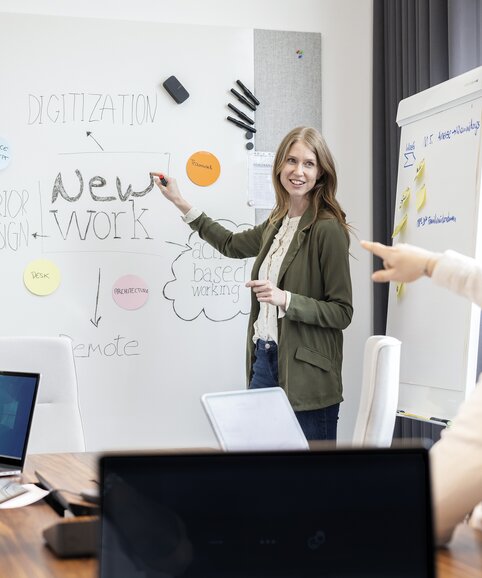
[[112, 274, 149, 310]]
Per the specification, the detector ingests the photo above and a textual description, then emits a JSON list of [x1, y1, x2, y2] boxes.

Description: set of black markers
[[161, 75, 259, 149], [226, 80, 259, 149]]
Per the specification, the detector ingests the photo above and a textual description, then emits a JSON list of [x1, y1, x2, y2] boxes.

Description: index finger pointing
[[361, 240, 390, 260]]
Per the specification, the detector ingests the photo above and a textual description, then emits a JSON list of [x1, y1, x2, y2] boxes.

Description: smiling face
[[280, 140, 322, 214]]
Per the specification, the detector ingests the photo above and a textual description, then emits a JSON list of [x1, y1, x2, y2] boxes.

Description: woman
[[361, 239, 482, 545], [154, 127, 353, 440]]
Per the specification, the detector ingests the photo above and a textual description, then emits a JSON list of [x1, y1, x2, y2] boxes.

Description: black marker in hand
[[150, 172, 168, 186]]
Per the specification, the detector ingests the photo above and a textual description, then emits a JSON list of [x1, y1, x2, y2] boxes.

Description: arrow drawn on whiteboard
[[403, 151, 416, 168], [90, 268, 102, 328], [31, 232, 49, 239], [86, 131, 104, 151], [165, 240, 192, 252]]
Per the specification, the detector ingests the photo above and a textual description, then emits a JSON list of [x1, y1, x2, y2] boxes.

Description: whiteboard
[[386, 66, 482, 420], [0, 13, 256, 450]]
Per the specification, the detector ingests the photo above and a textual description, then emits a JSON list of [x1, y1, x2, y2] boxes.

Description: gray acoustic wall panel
[[253, 29, 321, 224], [254, 29, 322, 152]]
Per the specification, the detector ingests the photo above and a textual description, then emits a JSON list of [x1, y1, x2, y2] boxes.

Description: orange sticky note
[[186, 151, 221, 186]]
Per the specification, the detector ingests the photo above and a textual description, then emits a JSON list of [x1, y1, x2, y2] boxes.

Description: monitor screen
[[100, 448, 434, 578], [0, 371, 39, 460]]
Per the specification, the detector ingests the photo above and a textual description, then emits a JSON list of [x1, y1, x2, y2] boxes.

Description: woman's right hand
[[151, 173, 192, 215]]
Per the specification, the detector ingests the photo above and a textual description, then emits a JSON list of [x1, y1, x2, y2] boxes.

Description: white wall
[[0, 0, 373, 443]]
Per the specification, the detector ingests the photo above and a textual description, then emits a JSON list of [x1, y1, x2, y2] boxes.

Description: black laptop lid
[[0, 371, 40, 467], [99, 448, 435, 578]]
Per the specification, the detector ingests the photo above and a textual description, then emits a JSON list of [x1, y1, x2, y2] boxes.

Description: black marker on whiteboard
[[227, 103, 254, 125], [226, 116, 256, 133], [230, 88, 256, 111], [236, 80, 260, 106]]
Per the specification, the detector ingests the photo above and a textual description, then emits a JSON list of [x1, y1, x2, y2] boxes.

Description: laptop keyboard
[[0, 479, 28, 503]]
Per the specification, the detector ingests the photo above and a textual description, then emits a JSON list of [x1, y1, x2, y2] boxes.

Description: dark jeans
[[249, 339, 339, 441]]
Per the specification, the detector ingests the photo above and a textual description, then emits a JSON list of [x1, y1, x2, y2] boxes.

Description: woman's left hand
[[246, 279, 287, 308]]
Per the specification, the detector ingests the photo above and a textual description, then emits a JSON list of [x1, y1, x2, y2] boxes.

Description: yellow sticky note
[[414, 159, 425, 180], [399, 187, 410, 210], [186, 151, 221, 187], [416, 184, 426, 211], [396, 282, 405, 298], [24, 259, 61, 296], [391, 214, 408, 238]]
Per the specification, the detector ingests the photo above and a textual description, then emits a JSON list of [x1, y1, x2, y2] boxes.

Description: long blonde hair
[[269, 126, 349, 237]]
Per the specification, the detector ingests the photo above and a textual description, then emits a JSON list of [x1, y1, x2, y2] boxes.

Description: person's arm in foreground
[[361, 239, 482, 545], [360, 240, 482, 308], [430, 381, 482, 544]]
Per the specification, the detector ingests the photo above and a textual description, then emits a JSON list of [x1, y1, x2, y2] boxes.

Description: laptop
[[0, 371, 40, 476], [99, 447, 435, 578], [201, 387, 309, 451]]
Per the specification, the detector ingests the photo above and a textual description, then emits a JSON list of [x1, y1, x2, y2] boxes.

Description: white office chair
[[0, 336, 85, 453], [352, 335, 401, 447]]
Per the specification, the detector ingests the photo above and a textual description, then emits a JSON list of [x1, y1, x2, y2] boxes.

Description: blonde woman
[[154, 127, 353, 440]]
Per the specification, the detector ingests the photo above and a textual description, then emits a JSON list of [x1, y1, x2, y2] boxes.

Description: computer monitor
[[99, 447, 435, 578], [0, 370, 40, 475]]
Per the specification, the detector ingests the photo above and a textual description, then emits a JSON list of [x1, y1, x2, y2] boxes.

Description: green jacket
[[188, 206, 353, 410]]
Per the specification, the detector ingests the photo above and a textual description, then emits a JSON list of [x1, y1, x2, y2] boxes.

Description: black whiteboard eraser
[[162, 75, 190, 104]]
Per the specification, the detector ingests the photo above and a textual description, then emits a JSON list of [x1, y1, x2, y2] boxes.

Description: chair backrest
[[0, 336, 85, 453], [352, 335, 401, 447]]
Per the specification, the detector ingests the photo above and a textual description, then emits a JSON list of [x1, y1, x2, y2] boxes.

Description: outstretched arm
[[151, 173, 192, 215], [360, 240, 440, 282]]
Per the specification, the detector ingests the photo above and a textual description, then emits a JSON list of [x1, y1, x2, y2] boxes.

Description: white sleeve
[[277, 291, 292, 319], [432, 250, 482, 308], [430, 379, 482, 544], [181, 207, 203, 224]]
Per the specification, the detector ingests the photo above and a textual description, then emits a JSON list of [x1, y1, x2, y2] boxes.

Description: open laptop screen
[[202, 388, 310, 451], [100, 448, 434, 578], [0, 371, 39, 462]]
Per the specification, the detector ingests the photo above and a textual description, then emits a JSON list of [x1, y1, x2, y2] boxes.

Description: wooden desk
[[438, 523, 482, 578], [0, 453, 98, 578], [0, 452, 480, 578]]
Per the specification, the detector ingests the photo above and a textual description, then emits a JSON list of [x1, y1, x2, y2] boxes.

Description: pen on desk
[[236, 80, 260, 106], [226, 116, 257, 133], [227, 103, 255, 125], [230, 88, 257, 111]]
